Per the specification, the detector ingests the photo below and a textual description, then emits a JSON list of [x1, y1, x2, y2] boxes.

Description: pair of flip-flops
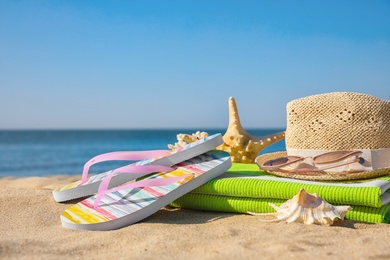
[[53, 134, 231, 231]]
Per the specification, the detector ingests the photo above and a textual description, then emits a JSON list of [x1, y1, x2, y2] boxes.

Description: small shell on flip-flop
[[249, 188, 352, 225], [168, 131, 209, 151]]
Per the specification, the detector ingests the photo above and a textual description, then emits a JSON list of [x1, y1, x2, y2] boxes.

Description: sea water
[[0, 129, 285, 177]]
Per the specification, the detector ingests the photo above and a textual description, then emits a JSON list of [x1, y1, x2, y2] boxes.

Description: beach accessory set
[[53, 92, 390, 228], [53, 134, 231, 230], [256, 92, 390, 181]]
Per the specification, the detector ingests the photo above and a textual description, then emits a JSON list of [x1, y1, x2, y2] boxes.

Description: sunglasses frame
[[260, 150, 365, 173]]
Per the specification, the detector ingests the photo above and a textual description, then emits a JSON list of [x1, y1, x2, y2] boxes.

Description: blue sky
[[1, 1, 389, 129]]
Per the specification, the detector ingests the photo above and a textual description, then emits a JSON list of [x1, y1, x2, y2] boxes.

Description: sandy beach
[[1, 176, 390, 260]]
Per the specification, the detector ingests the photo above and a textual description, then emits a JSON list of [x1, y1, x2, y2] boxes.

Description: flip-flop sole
[[53, 134, 223, 202], [61, 150, 231, 231]]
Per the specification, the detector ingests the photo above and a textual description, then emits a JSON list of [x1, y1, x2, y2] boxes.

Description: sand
[[1, 176, 390, 259]]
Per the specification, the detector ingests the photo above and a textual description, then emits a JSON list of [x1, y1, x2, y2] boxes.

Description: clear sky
[[1, 1, 389, 130]]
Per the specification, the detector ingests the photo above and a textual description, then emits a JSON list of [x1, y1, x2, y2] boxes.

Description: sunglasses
[[260, 150, 366, 173]]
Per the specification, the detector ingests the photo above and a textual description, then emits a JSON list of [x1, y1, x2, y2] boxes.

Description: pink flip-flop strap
[[81, 150, 171, 184], [93, 173, 194, 208]]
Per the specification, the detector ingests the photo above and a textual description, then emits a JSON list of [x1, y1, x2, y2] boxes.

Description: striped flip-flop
[[53, 134, 223, 202], [61, 150, 231, 231]]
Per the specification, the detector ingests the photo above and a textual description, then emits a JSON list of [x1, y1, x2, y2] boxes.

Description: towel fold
[[170, 163, 390, 223]]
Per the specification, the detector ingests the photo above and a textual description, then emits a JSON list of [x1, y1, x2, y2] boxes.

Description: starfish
[[217, 97, 285, 163]]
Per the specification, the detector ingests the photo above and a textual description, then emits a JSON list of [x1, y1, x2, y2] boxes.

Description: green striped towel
[[171, 193, 390, 223], [170, 163, 390, 223]]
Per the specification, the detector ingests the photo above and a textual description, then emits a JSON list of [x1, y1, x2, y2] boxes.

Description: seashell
[[249, 188, 352, 225], [168, 131, 209, 151], [217, 97, 285, 163]]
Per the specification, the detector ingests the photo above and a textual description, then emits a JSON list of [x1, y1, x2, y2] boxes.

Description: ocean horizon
[[0, 129, 285, 177]]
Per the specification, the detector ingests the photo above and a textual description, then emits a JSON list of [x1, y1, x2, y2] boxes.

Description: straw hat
[[255, 92, 390, 181]]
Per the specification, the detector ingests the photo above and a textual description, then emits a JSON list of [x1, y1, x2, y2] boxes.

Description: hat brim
[[255, 151, 390, 181]]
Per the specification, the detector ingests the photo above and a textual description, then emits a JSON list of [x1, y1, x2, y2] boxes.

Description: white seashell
[[168, 131, 209, 151], [249, 188, 352, 225]]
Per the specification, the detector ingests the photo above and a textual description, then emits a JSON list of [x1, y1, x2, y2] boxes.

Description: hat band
[[285, 148, 390, 172]]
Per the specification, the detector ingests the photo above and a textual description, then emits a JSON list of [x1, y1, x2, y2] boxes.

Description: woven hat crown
[[285, 92, 390, 150]]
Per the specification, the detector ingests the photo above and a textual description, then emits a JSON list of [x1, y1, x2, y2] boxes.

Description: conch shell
[[249, 189, 352, 225], [217, 97, 285, 163]]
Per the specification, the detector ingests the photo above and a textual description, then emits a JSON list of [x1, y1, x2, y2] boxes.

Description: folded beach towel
[[171, 193, 390, 224], [170, 163, 390, 223]]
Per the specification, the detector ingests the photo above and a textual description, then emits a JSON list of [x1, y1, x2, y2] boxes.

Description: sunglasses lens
[[264, 157, 289, 167], [262, 156, 303, 170]]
